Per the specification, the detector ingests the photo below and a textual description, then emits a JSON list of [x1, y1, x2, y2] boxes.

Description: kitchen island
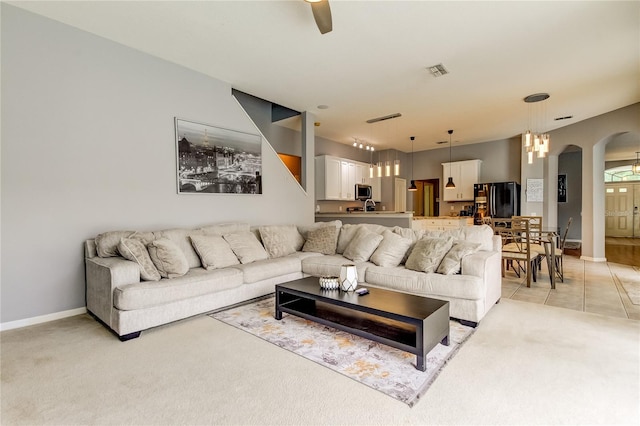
[[315, 212, 413, 228]]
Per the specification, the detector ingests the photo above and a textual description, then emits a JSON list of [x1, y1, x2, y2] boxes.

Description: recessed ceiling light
[[427, 63, 449, 77], [317, 105, 329, 109]]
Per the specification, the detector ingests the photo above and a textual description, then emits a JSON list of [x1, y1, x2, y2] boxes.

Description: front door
[[605, 183, 637, 237]]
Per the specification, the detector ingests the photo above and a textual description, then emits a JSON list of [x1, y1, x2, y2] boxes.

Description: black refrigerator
[[474, 182, 521, 219]]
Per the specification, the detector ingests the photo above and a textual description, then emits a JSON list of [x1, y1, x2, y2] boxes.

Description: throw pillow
[[95, 230, 154, 258], [259, 225, 304, 258], [370, 230, 413, 267], [392, 226, 424, 264], [190, 235, 240, 270], [336, 224, 361, 254], [117, 238, 161, 281], [302, 225, 339, 255], [462, 224, 494, 251], [436, 240, 482, 275], [298, 220, 342, 241], [405, 237, 454, 273], [343, 227, 384, 263], [147, 238, 189, 278], [223, 232, 269, 264]]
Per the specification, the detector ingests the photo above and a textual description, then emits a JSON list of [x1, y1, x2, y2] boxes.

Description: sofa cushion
[[405, 237, 453, 273], [117, 238, 161, 281], [298, 220, 342, 241], [336, 224, 388, 254], [365, 266, 484, 300], [223, 232, 269, 264], [370, 230, 413, 267], [343, 227, 384, 263], [461, 225, 494, 251], [233, 255, 302, 283], [259, 225, 304, 258], [95, 230, 154, 258], [436, 241, 482, 275], [301, 254, 369, 283], [147, 238, 189, 278], [190, 235, 240, 270], [114, 267, 244, 311], [302, 225, 339, 255], [153, 228, 204, 269]]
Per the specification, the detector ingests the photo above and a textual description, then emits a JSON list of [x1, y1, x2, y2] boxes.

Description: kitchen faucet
[[363, 199, 376, 211]]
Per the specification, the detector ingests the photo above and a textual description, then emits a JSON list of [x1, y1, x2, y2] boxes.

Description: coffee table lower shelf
[[275, 286, 449, 371]]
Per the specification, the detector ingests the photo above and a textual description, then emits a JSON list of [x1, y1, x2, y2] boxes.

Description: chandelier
[[633, 152, 640, 175], [523, 93, 550, 164]]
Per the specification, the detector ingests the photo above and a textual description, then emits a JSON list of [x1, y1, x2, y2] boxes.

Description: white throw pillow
[[462, 225, 494, 251], [117, 238, 161, 281], [436, 240, 482, 275], [343, 227, 384, 263], [259, 225, 304, 258], [370, 230, 413, 267], [190, 235, 240, 270], [148, 238, 189, 278], [405, 237, 454, 273], [223, 232, 269, 264]]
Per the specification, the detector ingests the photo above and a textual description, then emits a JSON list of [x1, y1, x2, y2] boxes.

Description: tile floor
[[501, 254, 640, 321]]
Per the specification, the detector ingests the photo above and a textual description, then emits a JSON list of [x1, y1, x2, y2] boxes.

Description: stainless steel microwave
[[355, 184, 372, 200]]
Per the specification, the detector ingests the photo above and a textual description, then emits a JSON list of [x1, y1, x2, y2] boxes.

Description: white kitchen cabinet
[[355, 163, 368, 184], [315, 156, 342, 200], [442, 160, 481, 201], [340, 161, 356, 200], [369, 176, 381, 202]]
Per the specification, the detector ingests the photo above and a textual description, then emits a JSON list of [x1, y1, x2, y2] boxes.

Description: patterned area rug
[[210, 297, 475, 406], [616, 268, 640, 305]]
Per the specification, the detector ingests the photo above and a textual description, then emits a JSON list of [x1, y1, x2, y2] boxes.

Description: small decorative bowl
[[319, 276, 340, 290]]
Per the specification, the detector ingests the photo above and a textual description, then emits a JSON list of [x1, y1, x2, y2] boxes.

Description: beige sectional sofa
[[85, 221, 501, 340]]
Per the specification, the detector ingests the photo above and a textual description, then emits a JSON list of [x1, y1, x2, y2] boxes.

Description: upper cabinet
[[316, 155, 380, 201], [442, 160, 481, 201]]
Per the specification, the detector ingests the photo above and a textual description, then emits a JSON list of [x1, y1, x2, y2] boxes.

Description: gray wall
[[558, 150, 582, 240], [1, 5, 313, 324]]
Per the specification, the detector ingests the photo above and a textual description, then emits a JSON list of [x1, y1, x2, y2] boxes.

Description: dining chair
[[512, 215, 545, 271], [552, 217, 573, 282], [494, 218, 537, 287]]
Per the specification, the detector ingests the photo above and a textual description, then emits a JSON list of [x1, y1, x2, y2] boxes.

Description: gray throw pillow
[[405, 237, 454, 273], [370, 230, 413, 267], [190, 235, 240, 270], [259, 225, 304, 258], [436, 240, 482, 275], [302, 225, 339, 255], [117, 238, 161, 281], [343, 227, 384, 263], [223, 232, 269, 264], [148, 238, 189, 278]]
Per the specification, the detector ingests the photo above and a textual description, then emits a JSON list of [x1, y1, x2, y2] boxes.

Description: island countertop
[[315, 211, 413, 228]]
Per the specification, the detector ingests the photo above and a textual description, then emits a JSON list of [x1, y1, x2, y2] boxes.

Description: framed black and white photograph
[[175, 118, 262, 194], [558, 174, 567, 203]]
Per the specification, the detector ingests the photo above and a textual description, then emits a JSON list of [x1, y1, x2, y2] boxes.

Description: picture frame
[[175, 118, 262, 194], [558, 174, 567, 203]]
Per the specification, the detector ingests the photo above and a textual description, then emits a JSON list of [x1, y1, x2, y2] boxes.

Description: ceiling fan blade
[[310, 0, 332, 34]]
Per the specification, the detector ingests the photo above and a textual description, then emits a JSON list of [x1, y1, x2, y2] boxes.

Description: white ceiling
[[10, 0, 640, 158]]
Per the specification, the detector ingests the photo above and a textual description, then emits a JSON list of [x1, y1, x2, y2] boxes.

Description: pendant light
[[633, 152, 640, 175], [408, 136, 417, 191], [445, 130, 456, 189]]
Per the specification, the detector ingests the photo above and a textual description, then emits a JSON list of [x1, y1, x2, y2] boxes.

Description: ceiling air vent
[[554, 115, 574, 121], [436, 140, 448, 145], [366, 113, 402, 124], [427, 63, 449, 77]]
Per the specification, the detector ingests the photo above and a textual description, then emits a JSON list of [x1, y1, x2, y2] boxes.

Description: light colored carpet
[[210, 297, 474, 406], [1, 299, 639, 425], [616, 269, 640, 305]]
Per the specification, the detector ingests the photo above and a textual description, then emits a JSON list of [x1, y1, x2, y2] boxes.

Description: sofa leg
[[458, 319, 478, 328], [118, 331, 141, 342]]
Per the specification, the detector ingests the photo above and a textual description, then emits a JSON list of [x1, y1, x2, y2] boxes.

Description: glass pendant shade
[[369, 164, 374, 178], [633, 152, 640, 175], [394, 159, 400, 176], [385, 161, 391, 177], [377, 162, 382, 178]]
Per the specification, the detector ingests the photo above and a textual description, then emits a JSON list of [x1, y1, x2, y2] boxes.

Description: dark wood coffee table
[[275, 277, 449, 371]]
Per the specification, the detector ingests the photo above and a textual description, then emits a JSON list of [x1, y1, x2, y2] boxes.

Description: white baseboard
[[0, 307, 87, 332], [580, 256, 607, 262]]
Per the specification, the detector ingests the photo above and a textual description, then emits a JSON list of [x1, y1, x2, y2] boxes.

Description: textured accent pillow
[[117, 238, 161, 281], [298, 220, 342, 241], [147, 238, 189, 278], [95, 230, 154, 258], [259, 225, 304, 258], [392, 226, 424, 264], [302, 225, 339, 255], [223, 232, 269, 264], [190, 235, 240, 270], [343, 227, 384, 263], [405, 237, 454, 273], [370, 230, 413, 267], [336, 224, 361, 254], [437, 241, 482, 275]]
